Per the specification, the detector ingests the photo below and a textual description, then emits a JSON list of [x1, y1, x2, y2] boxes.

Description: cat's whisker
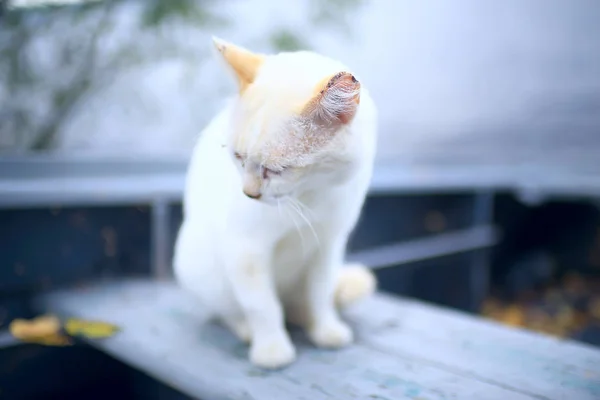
[[288, 197, 320, 250], [284, 201, 306, 254], [294, 197, 317, 219]]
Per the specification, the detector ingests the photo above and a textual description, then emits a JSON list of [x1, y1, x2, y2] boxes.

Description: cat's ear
[[212, 36, 265, 93], [303, 71, 361, 127]]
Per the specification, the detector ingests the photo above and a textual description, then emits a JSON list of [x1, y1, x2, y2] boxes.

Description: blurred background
[[1, 0, 600, 398], [2, 0, 599, 161]]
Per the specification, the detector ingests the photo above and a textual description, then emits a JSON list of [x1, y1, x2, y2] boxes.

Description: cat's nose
[[242, 174, 262, 200], [243, 189, 261, 200]]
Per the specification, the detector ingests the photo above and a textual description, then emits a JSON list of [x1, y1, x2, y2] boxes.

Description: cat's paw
[[249, 334, 296, 369], [308, 318, 354, 348]]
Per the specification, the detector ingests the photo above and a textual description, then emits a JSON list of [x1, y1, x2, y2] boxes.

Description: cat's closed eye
[[233, 152, 245, 167], [262, 167, 285, 179]]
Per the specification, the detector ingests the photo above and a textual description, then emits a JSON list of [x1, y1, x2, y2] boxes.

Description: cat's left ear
[[303, 71, 361, 127], [212, 36, 265, 93]]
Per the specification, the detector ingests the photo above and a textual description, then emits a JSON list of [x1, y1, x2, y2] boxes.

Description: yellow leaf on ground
[[503, 305, 525, 327], [64, 318, 120, 339], [9, 314, 72, 346]]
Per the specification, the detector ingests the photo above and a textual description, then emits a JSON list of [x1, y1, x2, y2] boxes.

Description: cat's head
[[213, 37, 362, 204]]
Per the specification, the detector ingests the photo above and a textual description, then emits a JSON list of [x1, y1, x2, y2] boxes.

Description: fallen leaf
[[9, 314, 72, 346], [556, 306, 574, 327], [9, 314, 60, 337], [64, 318, 120, 339], [503, 305, 525, 327]]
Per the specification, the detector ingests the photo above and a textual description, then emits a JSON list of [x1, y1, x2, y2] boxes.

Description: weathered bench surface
[[35, 279, 600, 400]]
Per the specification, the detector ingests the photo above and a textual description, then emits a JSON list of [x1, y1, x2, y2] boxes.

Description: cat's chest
[[276, 198, 338, 237], [273, 199, 339, 261], [271, 225, 320, 282]]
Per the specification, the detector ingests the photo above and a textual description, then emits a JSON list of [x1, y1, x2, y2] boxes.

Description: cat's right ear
[[302, 71, 361, 128], [212, 36, 265, 94]]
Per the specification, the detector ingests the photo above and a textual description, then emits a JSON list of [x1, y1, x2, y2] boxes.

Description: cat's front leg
[[225, 240, 296, 369], [305, 236, 354, 348]]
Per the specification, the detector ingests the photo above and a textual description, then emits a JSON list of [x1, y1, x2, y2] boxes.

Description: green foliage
[[1, 7, 25, 27], [268, 0, 364, 53], [141, 0, 227, 28], [269, 29, 310, 52], [310, 0, 365, 35]]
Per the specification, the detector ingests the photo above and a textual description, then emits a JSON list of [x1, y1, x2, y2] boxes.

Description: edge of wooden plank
[[345, 292, 600, 400]]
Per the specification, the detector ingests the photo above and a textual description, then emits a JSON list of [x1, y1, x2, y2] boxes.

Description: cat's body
[[173, 38, 378, 369]]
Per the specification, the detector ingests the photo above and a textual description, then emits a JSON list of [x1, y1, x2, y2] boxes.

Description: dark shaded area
[[348, 194, 478, 252], [492, 196, 600, 298], [0, 344, 191, 399], [487, 194, 600, 345], [374, 249, 488, 312], [0, 206, 151, 308]]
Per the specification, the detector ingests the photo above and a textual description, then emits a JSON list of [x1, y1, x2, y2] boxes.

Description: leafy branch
[[30, 0, 115, 149], [1, 0, 222, 151], [0, 0, 364, 152]]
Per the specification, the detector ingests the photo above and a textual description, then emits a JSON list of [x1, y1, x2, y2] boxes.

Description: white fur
[[173, 46, 378, 369]]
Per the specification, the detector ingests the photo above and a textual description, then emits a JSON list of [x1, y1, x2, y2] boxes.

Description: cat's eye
[[233, 152, 245, 167], [262, 167, 284, 179]]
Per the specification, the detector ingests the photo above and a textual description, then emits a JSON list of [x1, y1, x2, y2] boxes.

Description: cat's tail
[[335, 263, 377, 308]]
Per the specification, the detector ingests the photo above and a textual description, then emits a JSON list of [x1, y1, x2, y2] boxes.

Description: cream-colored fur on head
[[173, 37, 378, 369]]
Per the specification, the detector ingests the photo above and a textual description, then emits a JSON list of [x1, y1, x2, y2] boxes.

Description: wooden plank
[[33, 279, 600, 400], [345, 294, 600, 400]]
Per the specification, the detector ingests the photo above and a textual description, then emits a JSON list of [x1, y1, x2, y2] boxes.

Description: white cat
[[173, 37, 378, 369]]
